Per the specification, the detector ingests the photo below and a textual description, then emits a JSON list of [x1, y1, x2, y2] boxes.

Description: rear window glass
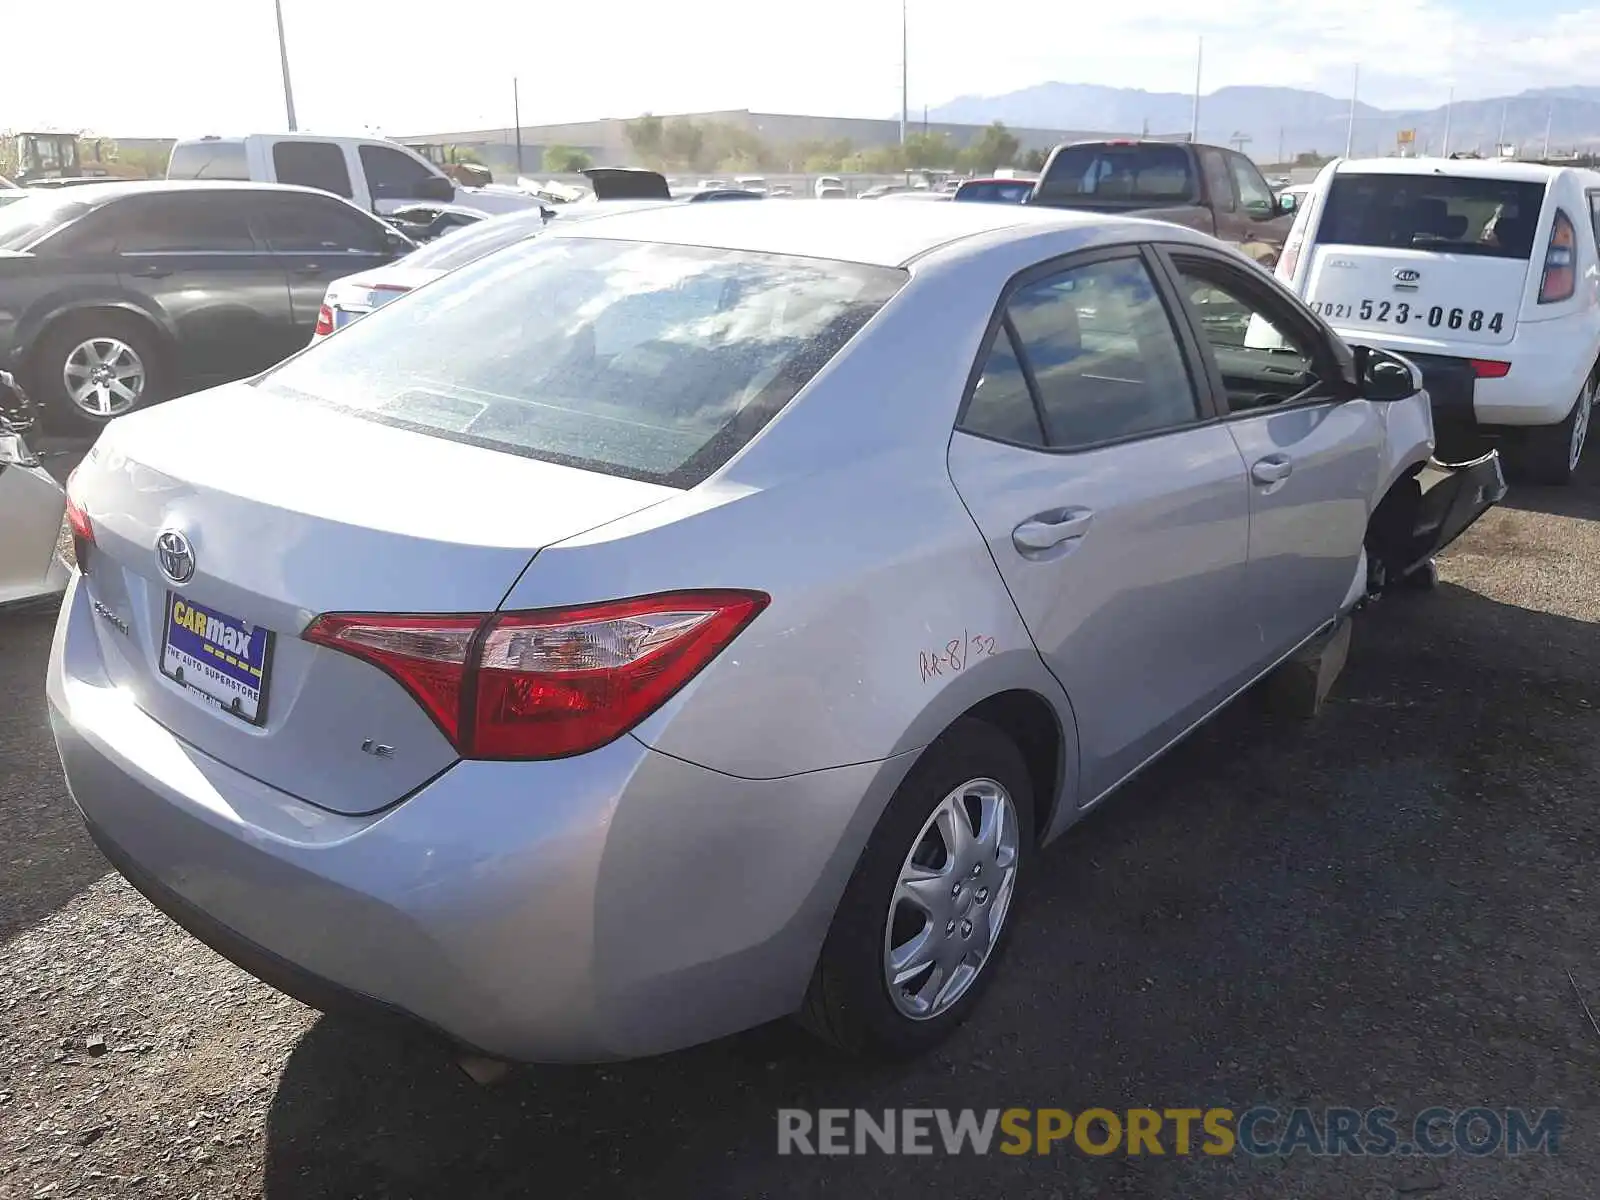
[[956, 180, 1033, 204], [1316, 174, 1548, 259], [258, 236, 905, 488], [399, 209, 549, 270], [1034, 144, 1196, 205], [0, 194, 94, 249], [167, 140, 250, 181]]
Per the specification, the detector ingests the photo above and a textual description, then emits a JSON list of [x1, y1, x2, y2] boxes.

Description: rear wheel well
[[27, 305, 172, 382], [955, 689, 1064, 843]]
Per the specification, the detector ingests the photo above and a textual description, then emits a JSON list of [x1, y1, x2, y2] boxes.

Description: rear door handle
[[1012, 507, 1094, 553], [1251, 455, 1294, 485], [294, 263, 326, 276], [130, 264, 172, 279]]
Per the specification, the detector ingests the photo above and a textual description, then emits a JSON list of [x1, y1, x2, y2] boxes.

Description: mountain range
[[926, 84, 1600, 161]]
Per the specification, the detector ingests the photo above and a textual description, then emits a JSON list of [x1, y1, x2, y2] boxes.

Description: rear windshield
[[167, 140, 251, 181], [0, 194, 94, 250], [399, 209, 549, 270], [1034, 144, 1196, 205], [259, 236, 905, 488], [956, 180, 1033, 204], [1316, 174, 1548, 259]]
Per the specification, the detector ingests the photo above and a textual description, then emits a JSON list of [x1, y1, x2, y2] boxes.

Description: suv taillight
[[1539, 210, 1577, 304], [303, 590, 770, 759], [313, 305, 335, 338], [64, 467, 94, 570]]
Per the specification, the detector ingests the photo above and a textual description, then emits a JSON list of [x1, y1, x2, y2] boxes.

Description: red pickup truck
[[1026, 139, 1296, 267]]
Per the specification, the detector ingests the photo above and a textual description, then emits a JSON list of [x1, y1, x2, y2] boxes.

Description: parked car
[[814, 175, 844, 198], [49, 203, 1502, 1068], [166, 133, 544, 217], [1274, 157, 1600, 483], [1028, 139, 1294, 267], [880, 190, 952, 201], [0, 371, 69, 608], [0, 181, 413, 430], [953, 178, 1035, 204], [817, 185, 847, 200]]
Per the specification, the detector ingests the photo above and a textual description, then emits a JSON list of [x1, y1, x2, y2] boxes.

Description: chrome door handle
[[1012, 507, 1094, 553], [1251, 455, 1293, 484]]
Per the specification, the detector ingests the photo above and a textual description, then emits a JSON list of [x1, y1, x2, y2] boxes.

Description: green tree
[[1018, 147, 1049, 172], [793, 137, 854, 172], [902, 131, 957, 168], [543, 144, 592, 172], [960, 121, 1021, 173], [662, 119, 707, 171], [844, 144, 906, 173], [624, 114, 665, 167]]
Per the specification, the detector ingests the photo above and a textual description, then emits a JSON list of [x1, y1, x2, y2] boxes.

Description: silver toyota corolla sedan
[[48, 202, 1503, 1064]]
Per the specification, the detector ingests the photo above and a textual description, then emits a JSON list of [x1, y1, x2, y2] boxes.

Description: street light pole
[[273, 0, 298, 131], [1441, 86, 1453, 157], [1344, 63, 1358, 157], [899, 0, 908, 147], [1189, 36, 1202, 142]]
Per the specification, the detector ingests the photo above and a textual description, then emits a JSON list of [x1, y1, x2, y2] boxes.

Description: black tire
[[31, 310, 168, 435], [798, 717, 1035, 1058], [1511, 383, 1591, 487]]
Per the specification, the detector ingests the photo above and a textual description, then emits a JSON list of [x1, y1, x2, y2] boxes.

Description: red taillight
[[303, 590, 769, 760], [1275, 235, 1302, 282], [64, 467, 94, 569], [313, 305, 334, 338], [369, 283, 410, 296], [1539, 209, 1577, 304], [1470, 359, 1511, 379]]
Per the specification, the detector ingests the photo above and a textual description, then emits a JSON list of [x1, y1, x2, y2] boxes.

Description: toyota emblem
[[1394, 268, 1421, 282], [156, 529, 196, 585]]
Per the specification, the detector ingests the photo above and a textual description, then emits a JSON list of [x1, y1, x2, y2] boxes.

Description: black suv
[[0, 181, 413, 431]]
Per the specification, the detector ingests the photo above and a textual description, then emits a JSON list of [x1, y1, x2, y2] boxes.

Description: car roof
[[539, 200, 1157, 267], [1332, 157, 1585, 184], [24, 179, 347, 205]]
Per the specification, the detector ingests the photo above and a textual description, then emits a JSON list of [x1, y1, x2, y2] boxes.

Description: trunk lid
[[1304, 171, 1546, 349], [73, 383, 676, 815]]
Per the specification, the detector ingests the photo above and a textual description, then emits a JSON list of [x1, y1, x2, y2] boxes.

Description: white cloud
[[9, 0, 1600, 135]]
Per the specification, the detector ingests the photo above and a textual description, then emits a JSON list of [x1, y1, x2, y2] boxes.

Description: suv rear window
[[1316, 174, 1548, 259], [258, 236, 905, 487], [1034, 144, 1196, 205]]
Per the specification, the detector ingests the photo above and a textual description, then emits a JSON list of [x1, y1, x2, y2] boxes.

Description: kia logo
[[1394, 268, 1421, 282], [156, 529, 196, 585]]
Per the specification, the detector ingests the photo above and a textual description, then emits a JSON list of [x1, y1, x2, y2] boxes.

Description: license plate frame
[[159, 592, 274, 726]]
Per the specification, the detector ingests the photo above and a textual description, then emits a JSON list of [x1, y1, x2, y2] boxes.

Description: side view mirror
[[1353, 344, 1423, 402], [1276, 192, 1298, 217]]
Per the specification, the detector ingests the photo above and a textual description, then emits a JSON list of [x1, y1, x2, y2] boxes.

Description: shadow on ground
[[0, 605, 109, 939], [261, 580, 1600, 1199]]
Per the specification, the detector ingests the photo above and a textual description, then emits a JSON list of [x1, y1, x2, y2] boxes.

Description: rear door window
[[1035, 144, 1197, 206], [1227, 152, 1276, 218], [111, 194, 257, 253], [1316, 174, 1547, 259], [271, 141, 354, 199], [257, 236, 906, 487]]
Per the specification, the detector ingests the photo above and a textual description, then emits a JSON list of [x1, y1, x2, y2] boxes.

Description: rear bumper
[[47, 575, 912, 1062], [1340, 321, 1593, 429]]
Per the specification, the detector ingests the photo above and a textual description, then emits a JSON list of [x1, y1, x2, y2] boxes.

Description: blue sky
[[10, 0, 1599, 136]]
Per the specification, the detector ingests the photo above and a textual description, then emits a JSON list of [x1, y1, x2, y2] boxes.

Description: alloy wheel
[[64, 337, 145, 419], [882, 778, 1020, 1020], [1570, 379, 1594, 473]]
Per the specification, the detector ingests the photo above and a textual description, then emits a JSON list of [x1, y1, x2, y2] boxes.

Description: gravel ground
[[3, 461, 1600, 1199]]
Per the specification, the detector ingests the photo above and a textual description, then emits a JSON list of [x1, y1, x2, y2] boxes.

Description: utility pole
[[1344, 63, 1359, 157], [273, 0, 298, 131], [1277, 125, 1285, 164], [1543, 104, 1553, 159], [899, 0, 908, 147], [1497, 102, 1508, 155], [513, 77, 523, 174], [1189, 36, 1203, 142], [1441, 86, 1453, 157]]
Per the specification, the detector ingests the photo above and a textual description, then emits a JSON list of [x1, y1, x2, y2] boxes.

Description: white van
[[167, 134, 542, 218], [1277, 157, 1600, 483]]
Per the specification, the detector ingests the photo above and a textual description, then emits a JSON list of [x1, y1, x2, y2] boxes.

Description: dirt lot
[[3, 465, 1600, 1199]]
